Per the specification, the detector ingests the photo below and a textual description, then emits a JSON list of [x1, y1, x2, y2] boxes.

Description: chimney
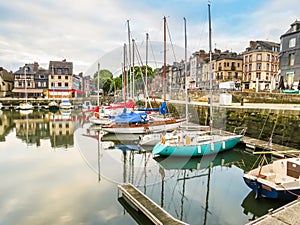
[[250, 41, 257, 49], [34, 62, 39, 72]]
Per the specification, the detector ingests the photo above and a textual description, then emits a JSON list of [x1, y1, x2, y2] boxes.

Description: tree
[[93, 69, 114, 94]]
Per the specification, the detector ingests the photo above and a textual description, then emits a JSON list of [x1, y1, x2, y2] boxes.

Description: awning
[[12, 88, 43, 93], [72, 89, 86, 94]]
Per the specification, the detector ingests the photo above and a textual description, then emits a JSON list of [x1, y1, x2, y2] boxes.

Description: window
[[267, 54, 270, 62], [245, 56, 248, 63], [249, 64, 252, 71], [51, 82, 54, 87], [257, 63, 261, 70], [289, 53, 295, 66], [249, 55, 252, 62], [39, 75, 45, 79], [228, 72, 232, 79], [256, 73, 261, 79], [57, 68, 62, 74], [65, 82, 69, 87], [58, 82, 62, 87], [266, 63, 270, 71], [58, 76, 61, 79], [65, 76, 68, 80], [289, 38, 296, 48], [257, 54, 262, 61]]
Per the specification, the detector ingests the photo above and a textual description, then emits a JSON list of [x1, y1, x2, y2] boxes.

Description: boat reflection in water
[[241, 190, 291, 221], [153, 152, 241, 224]]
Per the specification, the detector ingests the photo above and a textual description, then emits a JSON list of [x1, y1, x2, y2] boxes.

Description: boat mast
[[184, 17, 188, 124], [145, 33, 149, 108], [208, 3, 213, 132], [132, 38, 135, 100], [24, 65, 28, 104], [163, 17, 167, 102], [123, 43, 127, 104], [97, 62, 100, 107], [127, 20, 132, 99]]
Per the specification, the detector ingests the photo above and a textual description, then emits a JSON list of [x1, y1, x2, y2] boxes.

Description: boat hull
[[243, 176, 300, 199], [102, 121, 184, 134], [152, 135, 242, 157]]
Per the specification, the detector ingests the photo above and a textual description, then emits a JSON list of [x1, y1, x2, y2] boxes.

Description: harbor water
[[0, 109, 292, 225]]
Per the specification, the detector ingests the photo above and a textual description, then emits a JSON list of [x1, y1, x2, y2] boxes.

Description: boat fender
[[161, 136, 166, 144], [197, 146, 201, 153], [94, 112, 101, 118]]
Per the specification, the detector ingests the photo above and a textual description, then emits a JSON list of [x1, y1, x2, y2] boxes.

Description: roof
[[0, 67, 14, 82], [281, 20, 300, 38]]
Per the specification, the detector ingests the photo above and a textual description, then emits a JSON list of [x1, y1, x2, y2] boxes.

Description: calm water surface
[[0, 109, 291, 225]]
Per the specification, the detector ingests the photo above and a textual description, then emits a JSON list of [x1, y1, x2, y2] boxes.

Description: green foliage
[[93, 65, 158, 95]]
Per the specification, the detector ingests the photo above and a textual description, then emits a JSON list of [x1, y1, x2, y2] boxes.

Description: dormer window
[[292, 24, 297, 32]]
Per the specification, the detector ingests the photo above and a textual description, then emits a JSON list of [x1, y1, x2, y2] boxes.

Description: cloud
[[0, 0, 299, 74]]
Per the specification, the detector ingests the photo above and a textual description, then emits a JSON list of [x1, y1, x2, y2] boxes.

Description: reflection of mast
[[122, 151, 127, 183], [159, 167, 165, 208], [130, 151, 134, 184], [180, 170, 187, 221], [143, 152, 147, 194], [203, 164, 212, 225], [97, 130, 101, 182]]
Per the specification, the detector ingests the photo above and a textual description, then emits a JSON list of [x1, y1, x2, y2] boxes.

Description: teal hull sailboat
[[152, 4, 245, 157], [152, 134, 243, 157]]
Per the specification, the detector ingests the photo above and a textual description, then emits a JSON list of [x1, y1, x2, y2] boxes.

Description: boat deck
[[118, 183, 188, 225], [246, 199, 300, 225]]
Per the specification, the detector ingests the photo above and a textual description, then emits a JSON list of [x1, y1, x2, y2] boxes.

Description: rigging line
[[134, 153, 153, 188], [148, 36, 158, 68], [166, 20, 178, 63], [133, 40, 144, 67], [257, 111, 270, 140], [269, 114, 279, 143]]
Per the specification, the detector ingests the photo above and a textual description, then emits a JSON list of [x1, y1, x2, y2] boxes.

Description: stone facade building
[[242, 41, 280, 91], [48, 59, 73, 99]]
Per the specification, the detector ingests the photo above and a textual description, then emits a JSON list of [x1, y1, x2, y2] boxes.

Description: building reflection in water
[[0, 109, 82, 149]]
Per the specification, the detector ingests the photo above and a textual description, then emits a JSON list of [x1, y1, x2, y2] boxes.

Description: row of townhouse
[[0, 59, 95, 99], [153, 20, 300, 93]]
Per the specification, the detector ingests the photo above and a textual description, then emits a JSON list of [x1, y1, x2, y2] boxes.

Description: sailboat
[[18, 65, 34, 110], [101, 20, 185, 134], [152, 4, 245, 157]]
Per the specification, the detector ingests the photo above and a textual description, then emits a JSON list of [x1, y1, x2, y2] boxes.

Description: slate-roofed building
[[279, 20, 300, 89], [0, 67, 14, 97], [213, 50, 243, 88], [242, 40, 280, 91], [12, 62, 48, 98], [48, 59, 73, 99]]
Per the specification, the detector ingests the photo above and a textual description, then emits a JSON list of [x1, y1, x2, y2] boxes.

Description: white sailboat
[[89, 62, 113, 125], [152, 4, 246, 157], [18, 65, 34, 110]]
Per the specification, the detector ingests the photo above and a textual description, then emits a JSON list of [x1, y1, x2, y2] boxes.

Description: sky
[[0, 0, 299, 76]]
